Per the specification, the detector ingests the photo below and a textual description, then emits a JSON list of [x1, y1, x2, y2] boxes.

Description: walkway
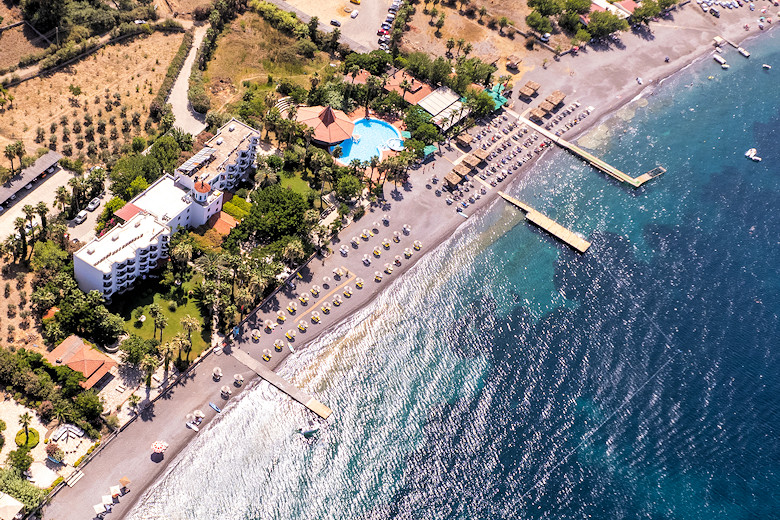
[[168, 25, 208, 135]]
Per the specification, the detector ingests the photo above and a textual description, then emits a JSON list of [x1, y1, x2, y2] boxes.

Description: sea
[[128, 30, 780, 520]]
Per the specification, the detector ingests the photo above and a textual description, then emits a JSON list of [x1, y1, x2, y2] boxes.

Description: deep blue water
[[128, 30, 780, 519]]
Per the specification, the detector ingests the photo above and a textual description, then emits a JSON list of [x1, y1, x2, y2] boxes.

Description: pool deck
[[332, 115, 405, 167]]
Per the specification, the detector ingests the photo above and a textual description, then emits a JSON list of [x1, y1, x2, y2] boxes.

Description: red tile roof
[[113, 203, 141, 222], [296, 106, 355, 144], [384, 71, 434, 105], [45, 335, 116, 389], [194, 180, 211, 193], [616, 0, 638, 12]]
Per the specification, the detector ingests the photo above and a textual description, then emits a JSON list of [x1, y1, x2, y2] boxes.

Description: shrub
[[167, 300, 177, 312], [15, 428, 40, 449], [188, 67, 211, 114]]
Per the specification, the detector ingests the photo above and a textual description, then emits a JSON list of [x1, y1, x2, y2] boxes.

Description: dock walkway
[[498, 191, 591, 253], [232, 349, 333, 419], [518, 117, 664, 188]]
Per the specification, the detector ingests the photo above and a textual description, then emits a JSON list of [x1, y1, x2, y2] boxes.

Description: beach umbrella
[[119, 477, 131, 488], [93, 504, 107, 515], [312, 284, 321, 292], [185, 413, 195, 422], [264, 320, 273, 329], [102, 495, 113, 506], [336, 268, 345, 276], [362, 228, 370, 236], [356, 277, 364, 286], [289, 301, 298, 310], [373, 221, 380, 231], [274, 339, 283, 347], [193, 410, 205, 419], [221, 385, 232, 395], [323, 276, 331, 284], [382, 214, 389, 223], [312, 311, 320, 320], [334, 295, 342, 303], [287, 329, 296, 338], [344, 286, 352, 296], [263, 348, 272, 356], [393, 231, 401, 238], [151, 441, 168, 453], [395, 255, 402, 265], [252, 328, 261, 339], [352, 236, 359, 244], [234, 374, 244, 384], [110, 485, 122, 498]]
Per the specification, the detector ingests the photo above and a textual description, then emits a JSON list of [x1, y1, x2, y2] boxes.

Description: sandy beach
[[43, 4, 779, 518]]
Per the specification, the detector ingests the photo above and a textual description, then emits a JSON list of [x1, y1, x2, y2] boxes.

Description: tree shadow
[[631, 24, 655, 41]]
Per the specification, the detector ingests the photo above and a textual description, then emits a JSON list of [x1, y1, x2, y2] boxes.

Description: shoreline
[[43, 5, 779, 518]]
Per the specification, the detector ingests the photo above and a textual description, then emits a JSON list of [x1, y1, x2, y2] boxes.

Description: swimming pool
[[331, 118, 402, 163]]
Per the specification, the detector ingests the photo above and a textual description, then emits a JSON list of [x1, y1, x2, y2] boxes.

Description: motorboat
[[186, 421, 200, 432], [722, 63, 730, 69], [745, 148, 757, 158], [763, 63, 772, 69], [298, 420, 320, 438]]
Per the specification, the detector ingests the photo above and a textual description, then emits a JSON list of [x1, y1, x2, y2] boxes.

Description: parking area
[[0, 167, 107, 244], [0, 166, 73, 240]]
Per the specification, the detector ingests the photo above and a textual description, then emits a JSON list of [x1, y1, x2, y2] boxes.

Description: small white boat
[[714, 55, 727, 65], [745, 148, 757, 158], [186, 421, 200, 432], [636, 77, 643, 84], [738, 47, 751, 57], [721, 63, 730, 69], [297, 420, 320, 438], [751, 155, 762, 162], [763, 63, 772, 69]]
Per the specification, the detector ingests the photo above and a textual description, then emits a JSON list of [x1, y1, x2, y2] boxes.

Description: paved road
[[168, 25, 208, 135]]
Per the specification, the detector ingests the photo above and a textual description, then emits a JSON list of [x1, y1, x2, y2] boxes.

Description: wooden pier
[[232, 349, 333, 419], [519, 116, 665, 188], [498, 191, 591, 253]]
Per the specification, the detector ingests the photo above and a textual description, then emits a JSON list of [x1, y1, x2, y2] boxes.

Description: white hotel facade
[[74, 119, 262, 298]]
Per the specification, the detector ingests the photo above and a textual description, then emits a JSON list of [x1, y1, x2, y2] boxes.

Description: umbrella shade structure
[[382, 214, 389, 223], [110, 485, 122, 497], [151, 441, 168, 453], [263, 348, 272, 356], [323, 276, 331, 285], [119, 476, 131, 487], [274, 339, 284, 348], [102, 495, 113, 506], [193, 410, 205, 418], [352, 236, 360, 245], [185, 413, 195, 422], [286, 329, 296, 339], [93, 504, 107, 515], [295, 105, 355, 145], [221, 385, 232, 395], [212, 367, 222, 380], [252, 329, 261, 340], [265, 320, 274, 329], [372, 221, 380, 231], [403, 224, 411, 234], [234, 374, 244, 384]]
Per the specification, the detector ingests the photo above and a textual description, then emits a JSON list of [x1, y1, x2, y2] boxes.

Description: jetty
[[232, 349, 333, 419], [498, 191, 591, 253], [519, 116, 665, 188]]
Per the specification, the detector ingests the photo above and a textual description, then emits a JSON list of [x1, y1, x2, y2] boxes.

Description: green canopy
[[423, 145, 437, 157], [401, 130, 412, 138]]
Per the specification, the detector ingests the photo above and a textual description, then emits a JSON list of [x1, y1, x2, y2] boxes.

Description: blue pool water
[[130, 31, 780, 520], [332, 118, 402, 163]]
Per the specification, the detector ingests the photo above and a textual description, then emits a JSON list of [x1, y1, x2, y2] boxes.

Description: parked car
[[377, 28, 389, 35], [381, 22, 392, 30], [87, 197, 101, 212], [351, 9, 359, 17], [540, 32, 551, 42], [74, 210, 88, 224], [0, 206, 4, 214], [330, 19, 341, 26], [25, 183, 33, 190]]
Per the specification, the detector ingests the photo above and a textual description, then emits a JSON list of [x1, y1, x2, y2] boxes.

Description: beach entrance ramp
[[232, 350, 332, 419]]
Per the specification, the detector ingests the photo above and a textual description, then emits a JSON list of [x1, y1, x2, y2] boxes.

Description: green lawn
[[110, 274, 211, 358]]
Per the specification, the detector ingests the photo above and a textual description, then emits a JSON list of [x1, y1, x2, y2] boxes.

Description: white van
[[74, 210, 88, 224]]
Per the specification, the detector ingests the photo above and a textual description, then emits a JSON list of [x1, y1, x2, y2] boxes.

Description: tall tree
[[18, 412, 32, 444], [35, 202, 48, 236], [180, 315, 201, 345], [55, 186, 70, 211], [14, 218, 27, 261], [4, 143, 15, 171], [22, 205, 36, 242]]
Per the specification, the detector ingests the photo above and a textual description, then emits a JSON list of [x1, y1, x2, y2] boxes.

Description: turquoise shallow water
[[129, 30, 780, 520], [332, 118, 402, 163]]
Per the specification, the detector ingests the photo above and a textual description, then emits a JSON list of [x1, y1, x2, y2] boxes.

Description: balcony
[[103, 274, 111, 280], [103, 282, 112, 288]]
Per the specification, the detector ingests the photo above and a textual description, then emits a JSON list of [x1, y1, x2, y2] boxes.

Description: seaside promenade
[[42, 4, 775, 517]]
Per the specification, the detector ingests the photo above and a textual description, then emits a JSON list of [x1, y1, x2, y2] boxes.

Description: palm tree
[[14, 217, 27, 261], [128, 394, 141, 409], [456, 38, 466, 55], [174, 331, 192, 361], [35, 202, 48, 237], [400, 79, 412, 102], [55, 186, 70, 211], [148, 303, 162, 338], [180, 315, 201, 346], [154, 314, 168, 342], [68, 176, 84, 213], [235, 287, 253, 317], [171, 242, 193, 272], [19, 412, 32, 444], [13, 140, 25, 166], [140, 354, 158, 389], [22, 204, 36, 241], [463, 42, 473, 57], [446, 38, 455, 54], [159, 341, 176, 373], [478, 6, 487, 22], [282, 239, 306, 265], [195, 252, 224, 277], [52, 403, 70, 425], [4, 144, 16, 171]]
